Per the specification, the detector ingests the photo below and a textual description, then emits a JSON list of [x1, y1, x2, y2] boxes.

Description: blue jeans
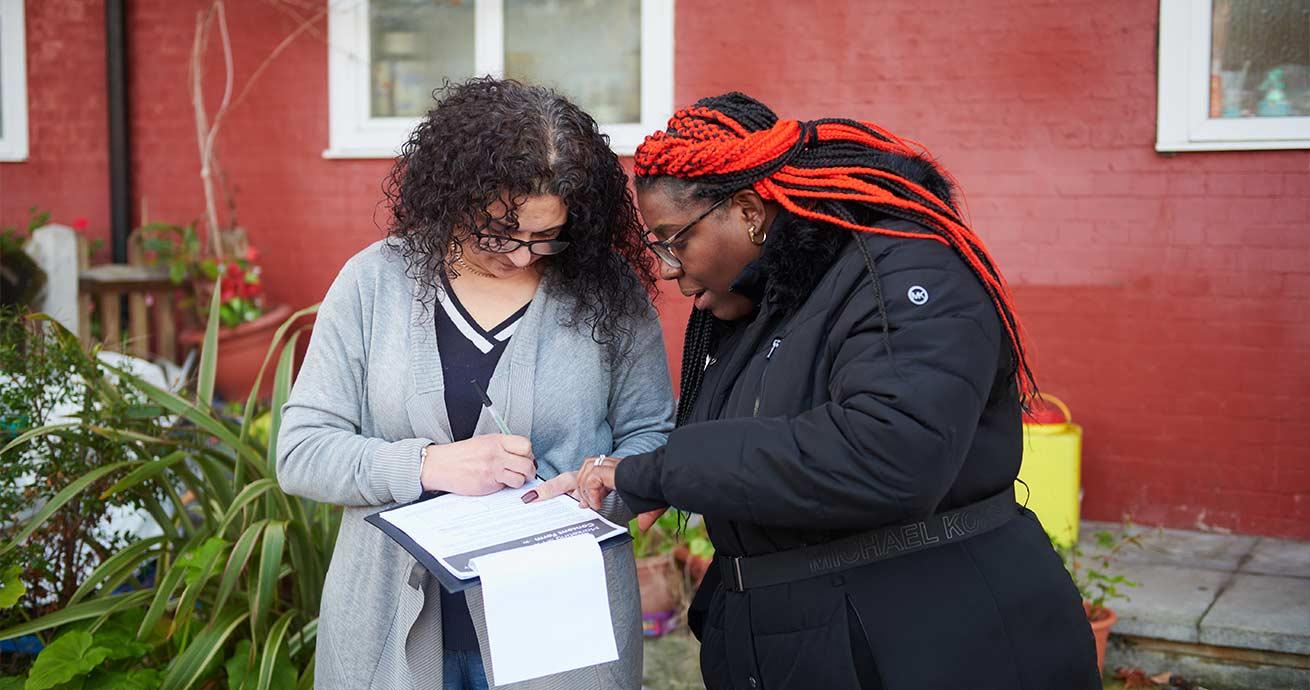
[[443, 649, 489, 690]]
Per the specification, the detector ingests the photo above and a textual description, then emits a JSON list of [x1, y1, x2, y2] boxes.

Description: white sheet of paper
[[377, 480, 626, 579], [472, 534, 619, 685]]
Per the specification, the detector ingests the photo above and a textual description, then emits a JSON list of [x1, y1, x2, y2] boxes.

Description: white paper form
[[472, 535, 619, 685], [376, 479, 627, 579]]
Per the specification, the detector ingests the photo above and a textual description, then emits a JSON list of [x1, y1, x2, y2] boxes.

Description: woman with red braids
[[534, 92, 1099, 689]]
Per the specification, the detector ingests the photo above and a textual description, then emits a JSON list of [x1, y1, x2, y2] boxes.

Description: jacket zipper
[[753, 338, 782, 417]]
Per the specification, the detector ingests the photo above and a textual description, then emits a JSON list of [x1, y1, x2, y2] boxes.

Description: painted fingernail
[[521, 491, 539, 504]]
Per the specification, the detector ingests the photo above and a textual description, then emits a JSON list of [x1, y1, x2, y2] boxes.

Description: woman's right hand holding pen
[[419, 434, 536, 496]]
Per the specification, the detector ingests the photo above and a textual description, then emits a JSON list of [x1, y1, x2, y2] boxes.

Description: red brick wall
[[669, 0, 1309, 538], [5, 1, 1307, 538], [0, 1, 111, 252], [125, 1, 391, 308]]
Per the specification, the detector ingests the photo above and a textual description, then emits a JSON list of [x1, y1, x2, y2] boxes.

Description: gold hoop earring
[[747, 224, 766, 246]]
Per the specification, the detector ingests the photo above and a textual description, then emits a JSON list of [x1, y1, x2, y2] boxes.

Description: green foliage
[[0, 208, 51, 309], [0, 208, 49, 251], [246, 413, 272, 450], [630, 511, 715, 561], [84, 668, 163, 690], [174, 538, 228, 588], [134, 222, 266, 329], [0, 309, 165, 631], [630, 510, 684, 558], [680, 513, 714, 559], [0, 568, 25, 609], [5, 610, 161, 690], [136, 223, 200, 289], [91, 611, 154, 661], [687, 534, 714, 560], [0, 297, 326, 689], [1054, 521, 1143, 619], [218, 298, 261, 330], [23, 631, 110, 690], [224, 638, 295, 690]]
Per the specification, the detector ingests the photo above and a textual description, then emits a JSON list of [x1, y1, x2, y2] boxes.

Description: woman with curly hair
[[542, 92, 1100, 689], [277, 78, 673, 690]]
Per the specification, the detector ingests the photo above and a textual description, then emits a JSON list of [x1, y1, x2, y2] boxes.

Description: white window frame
[[325, 0, 674, 159], [0, 0, 29, 162], [1157, 0, 1310, 152]]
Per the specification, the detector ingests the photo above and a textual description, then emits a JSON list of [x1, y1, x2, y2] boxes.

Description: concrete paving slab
[[643, 632, 705, 690], [1240, 537, 1310, 578], [1200, 573, 1310, 655], [1106, 636, 1310, 690], [1109, 562, 1229, 642], [1080, 520, 1258, 572]]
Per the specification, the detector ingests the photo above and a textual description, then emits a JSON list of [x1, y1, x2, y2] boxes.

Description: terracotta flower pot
[[179, 303, 293, 401], [1085, 602, 1118, 673], [673, 545, 713, 587], [635, 552, 682, 615]]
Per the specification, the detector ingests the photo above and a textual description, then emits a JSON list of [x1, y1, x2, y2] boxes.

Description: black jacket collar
[[728, 208, 852, 312]]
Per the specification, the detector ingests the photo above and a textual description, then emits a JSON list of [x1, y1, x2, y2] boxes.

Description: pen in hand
[[471, 379, 513, 436], [469, 380, 543, 489]]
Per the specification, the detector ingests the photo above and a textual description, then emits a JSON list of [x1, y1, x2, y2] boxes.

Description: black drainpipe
[[106, 0, 130, 263]]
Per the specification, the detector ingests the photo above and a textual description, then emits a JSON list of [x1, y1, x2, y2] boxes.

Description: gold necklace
[[447, 241, 496, 279], [454, 255, 495, 278]]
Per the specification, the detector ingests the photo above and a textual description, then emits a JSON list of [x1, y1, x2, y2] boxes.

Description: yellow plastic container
[[1016, 394, 1082, 548]]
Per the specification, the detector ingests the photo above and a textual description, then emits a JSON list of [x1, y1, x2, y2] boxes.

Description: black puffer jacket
[[617, 214, 1100, 690]]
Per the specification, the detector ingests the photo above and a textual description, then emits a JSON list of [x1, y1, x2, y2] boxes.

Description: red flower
[[244, 245, 260, 263], [72, 217, 89, 232], [220, 268, 245, 301]]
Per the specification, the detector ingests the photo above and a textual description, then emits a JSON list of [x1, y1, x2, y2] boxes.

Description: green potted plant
[[1055, 523, 1142, 672], [138, 221, 291, 401], [672, 516, 714, 587], [632, 510, 684, 637]]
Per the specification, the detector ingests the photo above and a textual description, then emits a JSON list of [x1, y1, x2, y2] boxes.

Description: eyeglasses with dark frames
[[642, 196, 729, 269], [470, 228, 571, 256]]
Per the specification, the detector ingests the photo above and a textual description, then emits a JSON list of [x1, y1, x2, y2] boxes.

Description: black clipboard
[[365, 491, 633, 593]]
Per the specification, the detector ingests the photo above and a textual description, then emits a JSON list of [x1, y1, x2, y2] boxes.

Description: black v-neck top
[[433, 276, 530, 650]]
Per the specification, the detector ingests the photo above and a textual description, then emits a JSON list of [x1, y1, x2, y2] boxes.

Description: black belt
[[721, 486, 1020, 592]]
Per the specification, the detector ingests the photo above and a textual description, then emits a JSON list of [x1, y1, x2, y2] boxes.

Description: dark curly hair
[[382, 77, 657, 353]]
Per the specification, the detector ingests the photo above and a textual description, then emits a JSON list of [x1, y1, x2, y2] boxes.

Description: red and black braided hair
[[635, 93, 1036, 422]]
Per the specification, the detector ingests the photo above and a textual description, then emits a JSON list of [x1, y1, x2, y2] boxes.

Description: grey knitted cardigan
[[277, 240, 674, 689]]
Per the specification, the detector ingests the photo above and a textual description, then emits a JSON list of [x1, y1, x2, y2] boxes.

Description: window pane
[[504, 0, 641, 124], [370, 0, 475, 118], [1210, 0, 1310, 118]]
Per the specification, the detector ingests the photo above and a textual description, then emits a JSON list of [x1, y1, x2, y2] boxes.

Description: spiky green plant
[[0, 283, 328, 689]]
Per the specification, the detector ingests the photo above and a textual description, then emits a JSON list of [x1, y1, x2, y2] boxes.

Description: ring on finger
[[592, 453, 608, 468]]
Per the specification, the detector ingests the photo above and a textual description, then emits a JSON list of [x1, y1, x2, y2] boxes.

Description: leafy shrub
[[1054, 522, 1143, 620], [1, 290, 330, 690], [0, 309, 165, 638]]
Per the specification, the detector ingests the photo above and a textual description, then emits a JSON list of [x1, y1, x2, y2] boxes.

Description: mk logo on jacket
[[807, 498, 1013, 575]]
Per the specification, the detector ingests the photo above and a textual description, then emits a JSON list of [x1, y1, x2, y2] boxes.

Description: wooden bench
[[77, 229, 180, 362], [25, 224, 183, 363], [78, 264, 178, 362]]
